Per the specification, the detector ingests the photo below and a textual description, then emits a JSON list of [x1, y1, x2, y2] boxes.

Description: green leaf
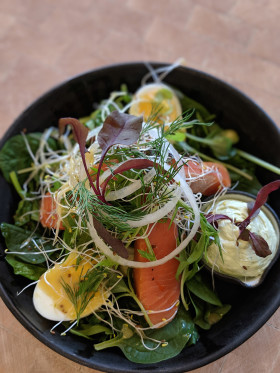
[[112, 280, 130, 294], [103, 272, 130, 294], [230, 172, 262, 196], [182, 262, 200, 284], [50, 180, 62, 192], [14, 198, 40, 227], [63, 227, 92, 248], [5, 254, 46, 281], [187, 235, 207, 265], [166, 131, 186, 142], [188, 292, 211, 330], [0, 133, 57, 185], [1, 222, 53, 264], [180, 96, 211, 120], [137, 249, 156, 262], [62, 213, 92, 248], [94, 308, 198, 364], [176, 248, 188, 279], [95, 257, 119, 269], [209, 134, 236, 160], [187, 327, 200, 346], [187, 274, 222, 307], [70, 324, 112, 339], [204, 304, 231, 326]]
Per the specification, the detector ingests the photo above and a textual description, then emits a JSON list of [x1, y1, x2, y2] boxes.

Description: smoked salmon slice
[[40, 192, 65, 230], [184, 160, 231, 196], [133, 219, 180, 328]]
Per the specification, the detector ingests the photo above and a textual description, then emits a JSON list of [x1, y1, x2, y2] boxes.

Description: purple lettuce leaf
[[96, 111, 143, 192], [238, 180, 280, 234], [92, 217, 128, 259]]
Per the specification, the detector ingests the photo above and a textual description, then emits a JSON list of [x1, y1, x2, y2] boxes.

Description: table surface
[[1, 1, 280, 372]]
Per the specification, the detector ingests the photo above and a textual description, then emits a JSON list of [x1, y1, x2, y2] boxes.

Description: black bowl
[[0, 62, 280, 373]]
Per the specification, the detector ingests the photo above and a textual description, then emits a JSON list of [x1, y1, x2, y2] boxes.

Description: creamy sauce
[[206, 196, 279, 284]]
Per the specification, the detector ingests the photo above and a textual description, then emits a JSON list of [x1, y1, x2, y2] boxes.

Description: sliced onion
[[168, 143, 186, 180], [106, 168, 156, 201], [126, 186, 181, 228], [98, 160, 127, 185]]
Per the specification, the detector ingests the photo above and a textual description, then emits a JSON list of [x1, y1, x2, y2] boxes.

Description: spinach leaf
[[5, 254, 46, 281], [186, 235, 207, 265], [231, 173, 262, 196], [62, 214, 92, 248], [187, 279, 231, 330], [204, 304, 231, 326], [180, 95, 212, 121], [106, 275, 130, 294], [94, 308, 198, 364], [70, 325, 112, 340], [62, 227, 92, 248], [1, 222, 53, 264], [188, 292, 211, 330], [187, 327, 200, 346], [0, 133, 57, 185], [14, 198, 40, 228], [187, 273, 222, 307]]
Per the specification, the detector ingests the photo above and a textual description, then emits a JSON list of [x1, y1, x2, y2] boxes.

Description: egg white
[[33, 281, 70, 321]]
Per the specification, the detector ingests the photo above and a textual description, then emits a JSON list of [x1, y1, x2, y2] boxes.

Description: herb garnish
[[61, 265, 107, 323], [206, 180, 280, 257]]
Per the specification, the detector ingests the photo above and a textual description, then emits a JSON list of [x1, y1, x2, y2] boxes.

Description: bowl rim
[[1, 61, 279, 146], [0, 61, 280, 373]]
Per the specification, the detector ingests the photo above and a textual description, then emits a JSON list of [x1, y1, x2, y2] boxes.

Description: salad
[[0, 65, 279, 365]]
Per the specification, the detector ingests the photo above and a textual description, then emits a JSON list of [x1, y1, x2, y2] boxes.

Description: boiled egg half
[[33, 252, 108, 321], [129, 83, 182, 124]]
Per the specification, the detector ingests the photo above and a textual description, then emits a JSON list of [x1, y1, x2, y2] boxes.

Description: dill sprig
[[140, 109, 209, 138], [61, 265, 107, 323], [67, 182, 145, 233]]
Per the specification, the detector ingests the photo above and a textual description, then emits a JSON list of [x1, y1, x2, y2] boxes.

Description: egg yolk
[[36, 252, 108, 320], [129, 83, 182, 124]]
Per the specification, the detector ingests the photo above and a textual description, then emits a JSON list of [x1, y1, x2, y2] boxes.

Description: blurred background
[[0, 0, 280, 372]]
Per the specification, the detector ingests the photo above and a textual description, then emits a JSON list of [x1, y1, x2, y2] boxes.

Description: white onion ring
[[98, 160, 132, 185], [106, 168, 156, 201], [168, 143, 186, 180], [126, 187, 181, 228]]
